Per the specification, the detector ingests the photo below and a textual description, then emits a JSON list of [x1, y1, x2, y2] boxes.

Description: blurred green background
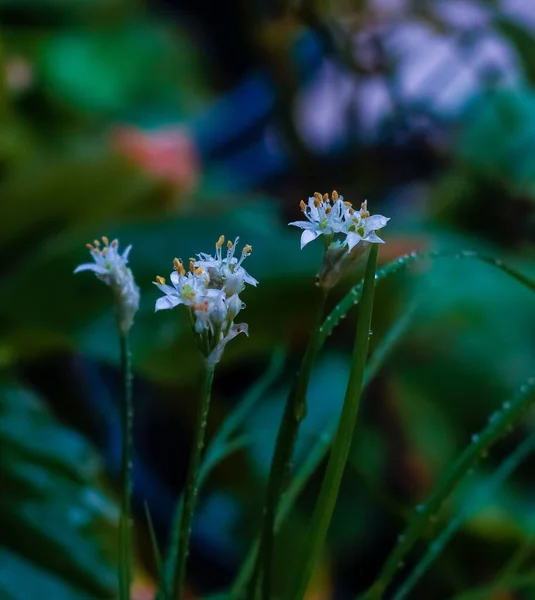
[[2, 0, 535, 598]]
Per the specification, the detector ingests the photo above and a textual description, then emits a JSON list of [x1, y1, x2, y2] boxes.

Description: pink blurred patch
[[110, 126, 200, 191]]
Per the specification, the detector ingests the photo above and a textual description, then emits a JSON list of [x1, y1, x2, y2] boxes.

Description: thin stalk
[[287, 244, 378, 600], [231, 280, 416, 599], [119, 331, 133, 600], [249, 288, 328, 600], [172, 362, 215, 600]]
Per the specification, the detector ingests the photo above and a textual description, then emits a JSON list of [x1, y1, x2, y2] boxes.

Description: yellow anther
[[86, 243, 94, 250], [101, 247, 108, 256], [323, 193, 329, 201], [243, 244, 252, 254], [194, 266, 203, 275], [332, 190, 339, 201], [189, 259, 195, 273], [156, 276, 166, 285], [344, 201, 352, 207], [361, 211, 370, 218], [348, 208, 354, 215], [314, 192, 322, 202], [299, 200, 306, 211], [111, 240, 118, 248], [361, 201, 367, 211], [93, 239, 100, 247], [216, 235, 225, 249], [173, 257, 185, 276], [325, 206, 332, 214], [227, 240, 233, 249], [102, 236, 109, 245]]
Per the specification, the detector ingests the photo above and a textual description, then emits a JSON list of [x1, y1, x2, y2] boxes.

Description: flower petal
[[121, 245, 132, 262], [363, 232, 385, 244], [243, 272, 259, 286], [74, 263, 108, 275], [155, 295, 181, 312], [300, 228, 322, 249], [153, 281, 177, 295], [346, 232, 362, 253], [365, 215, 390, 231], [288, 220, 316, 230]]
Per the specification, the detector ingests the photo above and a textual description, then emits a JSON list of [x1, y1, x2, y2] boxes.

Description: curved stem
[[119, 332, 133, 600], [287, 244, 378, 600], [172, 362, 215, 600], [248, 288, 328, 600]]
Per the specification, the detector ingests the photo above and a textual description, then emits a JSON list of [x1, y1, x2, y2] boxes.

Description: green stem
[[231, 275, 415, 599], [172, 362, 215, 600], [119, 332, 133, 600], [249, 288, 328, 600], [287, 244, 378, 600]]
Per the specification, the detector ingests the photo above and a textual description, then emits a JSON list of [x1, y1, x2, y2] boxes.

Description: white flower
[[345, 200, 390, 252], [288, 190, 351, 249], [74, 237, 140, 333], [289, 192, 389, 253], [153, 236, 257, 362], [195, 235, 258, 295]]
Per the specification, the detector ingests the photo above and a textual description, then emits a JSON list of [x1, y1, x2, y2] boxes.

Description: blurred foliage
[[2, 0, 535, 598], [0, 384, 118, 599]]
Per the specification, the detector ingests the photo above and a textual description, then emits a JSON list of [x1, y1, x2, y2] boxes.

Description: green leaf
[[0, 384, 119, 599]]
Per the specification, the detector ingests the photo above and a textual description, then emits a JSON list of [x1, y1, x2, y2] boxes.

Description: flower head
[[74, 237, 140, 333], [289, 191, 389, 254], [154, 235, 257, 364], [344, 200, 390, 252], [195, 235, 258, 294], [289, 191, 350, 249]]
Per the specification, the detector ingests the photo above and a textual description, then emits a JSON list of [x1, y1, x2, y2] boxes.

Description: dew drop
[[374, 274, 379, 280], [503, 401, 511, 410], [369, 330, 373, 336], [488, 411, 501, 424]]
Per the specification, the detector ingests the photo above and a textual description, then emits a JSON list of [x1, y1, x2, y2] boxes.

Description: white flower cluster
[[74, 237, 140, 333], [154, 235, 257, 361], [289, 191, 389, 252]]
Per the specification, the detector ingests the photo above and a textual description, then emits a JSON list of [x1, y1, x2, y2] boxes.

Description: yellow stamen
[[361, 211, 370, 218], [344, 201, 352, 207], [194, 266, 203, 275], [86, 243, 94, 250], [314, 191, 322, 203], [111, 240, 118, 248], [325, 207, 332, 214], [101, 247, 108, 256], [323, 193, 329, 201], [173, 257, 185, 276], [348, 208, 354, 215], [102, 236, 109, 246], [244, 244, 252, 254], [156, 276, 166, 285], [227, 240, 233, 249], [93, 239, 100, 247], [332, 190, 339, 201], [216, 235, 225, 249], [189, 259, 195, 273], [299, 200, 306, 211]]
